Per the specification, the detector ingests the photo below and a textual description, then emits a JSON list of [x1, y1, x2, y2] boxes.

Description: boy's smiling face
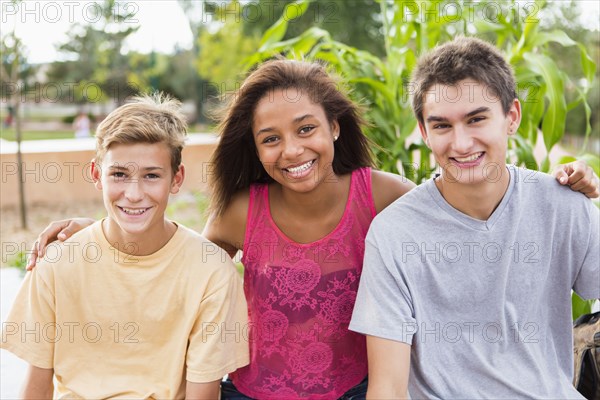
[[419, 79, 521, 187], [92, 142, 184, 247]]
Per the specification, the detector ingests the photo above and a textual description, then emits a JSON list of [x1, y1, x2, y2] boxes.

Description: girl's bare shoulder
[[370, 169, 416, 214], [202, 188, 250, 256]]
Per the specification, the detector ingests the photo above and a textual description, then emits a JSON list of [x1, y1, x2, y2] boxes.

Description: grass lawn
[[0, 129, 77, 141]]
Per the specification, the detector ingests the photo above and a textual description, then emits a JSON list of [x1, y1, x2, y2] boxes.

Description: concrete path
[[1, 268, 27, 399]]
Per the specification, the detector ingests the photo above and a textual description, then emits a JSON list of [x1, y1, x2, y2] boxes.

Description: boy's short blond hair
[[95, 92, 188, 174]]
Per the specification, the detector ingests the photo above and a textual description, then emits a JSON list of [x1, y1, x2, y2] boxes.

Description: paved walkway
[[1, 268, 27, 398]]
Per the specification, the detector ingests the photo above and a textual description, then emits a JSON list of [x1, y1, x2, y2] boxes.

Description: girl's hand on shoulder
[[27, 218, 95, 270], [552, 160, 599, 198], [371, 170, 416, 214]]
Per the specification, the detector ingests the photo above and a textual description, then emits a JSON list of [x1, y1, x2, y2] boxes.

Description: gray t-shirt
[[350, 165, 599, 399]]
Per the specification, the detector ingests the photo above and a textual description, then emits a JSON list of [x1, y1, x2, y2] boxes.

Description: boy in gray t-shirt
[[349, 37, 599, 399]]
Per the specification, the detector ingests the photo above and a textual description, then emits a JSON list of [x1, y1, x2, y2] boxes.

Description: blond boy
[[1, 94, 249, 398]]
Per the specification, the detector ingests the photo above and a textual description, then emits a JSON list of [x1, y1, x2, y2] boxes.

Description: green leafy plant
[[572, 293, 595, 321], [247, 0, 597, 319], [6, 251, 27, 277]]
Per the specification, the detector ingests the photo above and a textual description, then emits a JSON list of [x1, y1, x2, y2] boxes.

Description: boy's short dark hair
[[411, 36, 517, 125], [95, 92, 188, 174]]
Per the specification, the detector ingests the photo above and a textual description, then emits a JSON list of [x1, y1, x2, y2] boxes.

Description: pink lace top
[[231, 167, 376, 399]]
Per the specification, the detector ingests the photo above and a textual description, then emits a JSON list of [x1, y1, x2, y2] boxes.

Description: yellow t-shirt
[[1, 221, 249, 399]]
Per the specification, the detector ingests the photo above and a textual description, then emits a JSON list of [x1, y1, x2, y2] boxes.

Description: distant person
[[3, 105, 14, 128], [73, 110, 91, 138], [1, 93, 249, 398]]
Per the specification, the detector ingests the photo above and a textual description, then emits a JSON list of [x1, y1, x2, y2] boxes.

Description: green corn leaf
[[577, 43, 597, 84], [284, 27, 330, 55], [572, 293, 593, 321], [399, 115, 417, 140], [541, 156, 550, 173], [557, 156, 577, 164], [523, 52, 566, 152], [509, 134, 538, 170], [473, 19, 506, 33], [530, 30, 576, 48], [350, 77, 396, 107], [523, 0, 542, 39], [368, 108, 397, 143], [519, 80, 544, 144], [582, 100, 592, 139], [258, 0, 311, 50]]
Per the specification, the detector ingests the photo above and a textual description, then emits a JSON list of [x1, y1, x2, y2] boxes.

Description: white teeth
[[454, 153, 482, 163], [285, 160, 313, 174], [121, 207, 147, 215]]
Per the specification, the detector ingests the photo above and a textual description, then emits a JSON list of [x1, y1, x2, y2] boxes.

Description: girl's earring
[[333, 135, 338, 141]]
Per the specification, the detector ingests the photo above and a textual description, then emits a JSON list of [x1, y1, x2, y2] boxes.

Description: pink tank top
[[232, 167, 376, 400]]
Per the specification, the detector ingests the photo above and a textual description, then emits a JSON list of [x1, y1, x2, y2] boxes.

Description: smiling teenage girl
[[204, 60, 413, 399]]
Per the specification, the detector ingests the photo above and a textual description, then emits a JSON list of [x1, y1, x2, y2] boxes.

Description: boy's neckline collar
[[433, 164, 511, 221], [98, 218, 180, 258], [427, 165, 516, 231]]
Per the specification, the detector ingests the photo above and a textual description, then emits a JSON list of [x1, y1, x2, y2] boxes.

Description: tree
[[1, 21, 32, 228], [53, 0, 139, 105], [125, 49, 200, 105], [159, 49, 201, 102], [177, 0, 212, 123], [197, 1, 261, 101]]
